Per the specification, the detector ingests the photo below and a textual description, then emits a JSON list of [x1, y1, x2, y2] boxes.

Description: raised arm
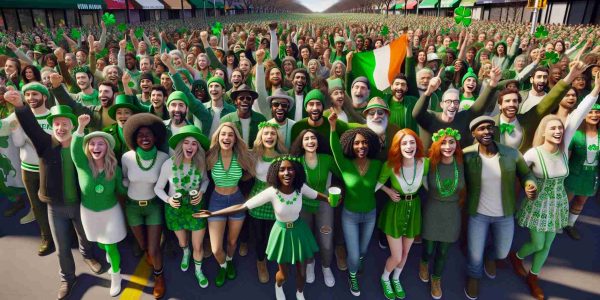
[[71, 114, 91, 169], [412, 74, 441, 124], [563, 70, 600, 152], [269, 23, 279, 61], [4, 90, 51, 155], [54, 48, 74, 88], [254, 49, 271, 119], [201, 31, 227, 70], [470, 66, 501, 114], [98, 21, 107, 49]]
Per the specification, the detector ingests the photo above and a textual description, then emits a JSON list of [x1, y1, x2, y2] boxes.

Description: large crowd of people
[[1, 12, 599, 300]]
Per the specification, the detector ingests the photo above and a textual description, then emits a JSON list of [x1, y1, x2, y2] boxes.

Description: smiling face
[[351, 82, 369, 104], [330, 89, 345, 109], [98, 84, 114, 108], [302, 131, 318, 153], [136, 127, 156, 151], [261, 127, 278, 149], [440, 136, 457, 158], [270, 98, 290, 122], [75, 72, 91, 90], [392, 78, 407, 99], [306, 100, 323, 122], [151, 89, 165, 108], [560, 89, 578, 110], [293, 72, 307, 93], [182, 136, 199, 159], [115, 107, 133, 127], [209, 82, 224, 100], [472, 122, 495, 146], [52, 117, 73, 142], [235, 92, 254, 117], [500, 92, 520, 120], [463, 77, 477, 93], [353, 133, 369, 159], [231, 70, 243, 87], [400, 134, 417, 159], [366, 109, 388, 136], [531, 70, 549, 93], [269, 68, 282, 86], [168, 100, 188, 125], [161, 73, 173, 90], [544, 119, 564, 145], [140, 79, 152, 93], [88, 137, 108, 161], [586, 110, 600, 126], [218, 125, 236, 150], [440, 92, 460, 120], [278, 160, 296, 187], [24, 90, 45, 109]]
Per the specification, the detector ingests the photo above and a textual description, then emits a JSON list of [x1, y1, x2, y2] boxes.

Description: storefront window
[[66, 9, 78, 27], [52, 10, 66, 28], [2, 9, 18, 31], [33, 9, 47, 28], [17, 9, 34, 31]]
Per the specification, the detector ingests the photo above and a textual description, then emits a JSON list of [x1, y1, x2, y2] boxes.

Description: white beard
[[352, 95, 369, 106], [367, 118, 388, 136]]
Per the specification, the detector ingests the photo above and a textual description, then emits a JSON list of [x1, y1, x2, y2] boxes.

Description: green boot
[[392, 278, 406, 299], [226, 261, 236, 280], [215, 267, 227, 287], [380, 278, 395, 300]]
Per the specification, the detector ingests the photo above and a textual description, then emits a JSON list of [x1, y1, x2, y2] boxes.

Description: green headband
[[72, 65, 91, 76], [273, 155, 301, 163], [258, 121, 280, 130], [592, 104, 600, 111], [432, 128, 462, 142]]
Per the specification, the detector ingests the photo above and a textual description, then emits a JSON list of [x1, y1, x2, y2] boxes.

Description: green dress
[[564, 130, 600, 196], [377, 159, 429, 239]]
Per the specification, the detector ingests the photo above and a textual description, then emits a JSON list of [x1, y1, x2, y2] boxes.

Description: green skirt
[[377, 196, 421, 239], [266, 219, 319, 264], [248, 180, 276, 220], [165, 194, 206, 231], [564, 166, 599, 197]]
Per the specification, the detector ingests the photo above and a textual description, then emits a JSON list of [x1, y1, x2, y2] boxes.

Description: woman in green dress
[[376, 128, 428, 300], [154, 125, 211, 288], [420, 128, 466, 299], [563, 104, 600, 240]]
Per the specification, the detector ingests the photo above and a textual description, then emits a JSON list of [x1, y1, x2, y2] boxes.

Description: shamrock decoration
[[454, 7, 472, 27], [380, 25, 389, 36], [128, 81, 135, 88], [71, 28, 81, 40], [55, 28, 64, 42], [126, 41, 134, 52], [96, 48, 109, 59], [211, 22, 222, 36], [117, 23, 127, 33], [449, 41, 459, 52], [440, 28, 450, 35], [134, 28, 144, 39], [541, 51, 560, 67], [534, 25, 549, 39], [102, 13, 116, 26]]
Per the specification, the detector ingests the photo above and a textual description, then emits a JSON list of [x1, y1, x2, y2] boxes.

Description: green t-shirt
[[61, 148, 79, 204]]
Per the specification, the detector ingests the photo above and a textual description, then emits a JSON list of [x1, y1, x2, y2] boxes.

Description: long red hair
[[387, 129, 424, 173], [428, 135, 464, 172]]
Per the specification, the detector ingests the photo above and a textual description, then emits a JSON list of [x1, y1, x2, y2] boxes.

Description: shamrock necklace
[[436, 160, 459, 197], [584, 130, 599, 165], [276, 190, 299, 205], [400, 158, 417, 190]]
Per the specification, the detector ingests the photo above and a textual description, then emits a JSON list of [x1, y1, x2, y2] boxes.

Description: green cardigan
[[463, 142, 536, 217]]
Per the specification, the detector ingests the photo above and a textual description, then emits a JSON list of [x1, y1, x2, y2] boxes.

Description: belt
[[276, 220, 296, 229], [129, 200, 150, 207], [399, 194, 417, 201]]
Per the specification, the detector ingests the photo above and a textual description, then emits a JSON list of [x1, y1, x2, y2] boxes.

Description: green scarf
[[136, 146, 157, 160], [117, 125, 125, 144]]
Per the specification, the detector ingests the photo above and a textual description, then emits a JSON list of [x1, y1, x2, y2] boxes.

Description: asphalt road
[[0, 195, 599, 300]]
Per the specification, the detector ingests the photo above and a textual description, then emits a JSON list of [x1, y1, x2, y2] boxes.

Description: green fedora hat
[[108, 94, 141, 121], [168, 125, 210, 151], [362, 97, 390, 116], [47, 105, 78, 127], [83, 131, 116, 149]]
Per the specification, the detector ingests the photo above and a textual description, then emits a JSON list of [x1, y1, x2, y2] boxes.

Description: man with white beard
[[414, 68, 442, 112], [362, 97, 400, 161], [350, 77, 371, 115]]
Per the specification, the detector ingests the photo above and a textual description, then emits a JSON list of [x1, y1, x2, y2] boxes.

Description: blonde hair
[[532, 114, 565, 148], [173, 138, 206, 172], [252, 126, 287, 158], [206, 122, 255, 176], [84, 137, 118, 180]]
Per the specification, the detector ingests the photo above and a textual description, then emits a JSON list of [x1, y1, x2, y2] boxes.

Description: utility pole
[[530, 0, 540, 34]]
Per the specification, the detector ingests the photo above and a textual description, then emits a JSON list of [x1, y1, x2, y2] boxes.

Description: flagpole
[[530, 0, 540, 34]]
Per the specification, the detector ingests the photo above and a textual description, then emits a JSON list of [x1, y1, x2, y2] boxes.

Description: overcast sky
[[298, 0, 338, 12]]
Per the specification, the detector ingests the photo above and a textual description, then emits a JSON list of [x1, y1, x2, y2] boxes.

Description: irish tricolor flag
[[349, 35, 408, 97]]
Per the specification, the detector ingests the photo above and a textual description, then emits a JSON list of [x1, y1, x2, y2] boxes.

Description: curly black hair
[[266, 158, 306, 192], [289, 129, 330, 156], [340, 127, 380, 159]]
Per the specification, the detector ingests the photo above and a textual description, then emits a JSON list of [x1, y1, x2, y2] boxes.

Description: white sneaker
[[306, 261, 315, 283], [322, 267, 335, 287], [275, 282, 286, 300], [296, 290, 305, 300], [109, 270, 122, 297], [106, 253, 111, 264]]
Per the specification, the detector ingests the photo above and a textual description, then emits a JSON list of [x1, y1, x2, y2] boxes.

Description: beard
[[352, 94, 369, 106], [367, 117, 388, 136], [170, 111, 187, 125]]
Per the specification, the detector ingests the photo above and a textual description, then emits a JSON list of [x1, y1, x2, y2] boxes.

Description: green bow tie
[[500, 123, 515, 134]]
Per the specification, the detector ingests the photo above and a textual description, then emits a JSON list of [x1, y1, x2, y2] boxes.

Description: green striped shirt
[[211, 153, 242, 187]]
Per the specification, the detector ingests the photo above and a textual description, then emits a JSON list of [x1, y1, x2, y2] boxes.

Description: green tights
[[516, 229, 556, 274], [98, 243, 120, 273], [421, 239, 452, 278]]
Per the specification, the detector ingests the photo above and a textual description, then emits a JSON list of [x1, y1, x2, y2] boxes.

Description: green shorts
[[125, 198, 164, 226]]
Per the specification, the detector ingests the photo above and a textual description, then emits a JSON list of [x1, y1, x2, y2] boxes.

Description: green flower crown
[[258, 121, 280, 130], [72, 66, 91, 75], [432, 128, 461, 142], [592, 104, 600, 111], [273, 155, 301, 163]]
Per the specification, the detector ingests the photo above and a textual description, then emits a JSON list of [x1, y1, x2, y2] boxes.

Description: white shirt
[[519, 90, 546, 114], [499, 115, 523, 150], [122, 150, 169, 200], [210, 105, 223, 137], [245, 185, 318, 222], [524, 147, 568, 179], [477, 153, 504, 217], [154, 158, 209, 203], [585, 134, 599, 167], [269, 118, 295, 148], [294, 94, 304, 122], [240, 117, 251, 145]]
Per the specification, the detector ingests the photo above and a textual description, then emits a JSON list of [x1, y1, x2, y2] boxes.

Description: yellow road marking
[[120, 255, 152, 300]]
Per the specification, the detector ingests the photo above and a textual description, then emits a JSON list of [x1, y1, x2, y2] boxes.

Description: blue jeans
[[48, 203, 93, 282], [467, 213, 514, 279], [342, 208, 376, 273]]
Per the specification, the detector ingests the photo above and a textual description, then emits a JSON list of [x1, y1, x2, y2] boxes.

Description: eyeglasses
[[367, 109, 386, 116], [443, 100, 460, 106], [271, 101, 289, 109], [237, 96, 253, 101]]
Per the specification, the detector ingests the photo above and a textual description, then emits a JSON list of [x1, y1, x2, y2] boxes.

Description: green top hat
[[47, 105, 77, 127], [108, 94, 141, 121], [168, 125, 210, 151]]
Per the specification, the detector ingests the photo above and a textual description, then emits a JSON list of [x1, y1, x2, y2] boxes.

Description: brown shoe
[[484, 259, 496, 279], [464, 277, 479, 300], [38, 239, 55, 256], [526, 272, 544, 300], [335, 245, 347, 271], [153, 274, 165, 299], [431, 277, 442, 300], [508, 251, 527, 277], [257, 259, 269, 283], [239, 242, 248, 257], [419, 261, 429, 282], [84, 258, 103, 274], [57, 279, 76, 300]]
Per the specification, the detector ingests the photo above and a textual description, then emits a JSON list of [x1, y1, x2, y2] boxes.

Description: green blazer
[[463, 142, 536, 217], [219, 111, 267, 148], [51, 84, 109, 132], [286, 88, 308, 120], [103, 123, 128, 162]]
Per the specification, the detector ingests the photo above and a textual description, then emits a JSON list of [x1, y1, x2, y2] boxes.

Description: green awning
[[419, 0, 439, 9], [0, 0, 105, 9], [459, 0, 477, 6], [215, 1, 224, 9], [187, 0, 204, 8], [440, 0, 460, 7], [394, 3, 404, 9]]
